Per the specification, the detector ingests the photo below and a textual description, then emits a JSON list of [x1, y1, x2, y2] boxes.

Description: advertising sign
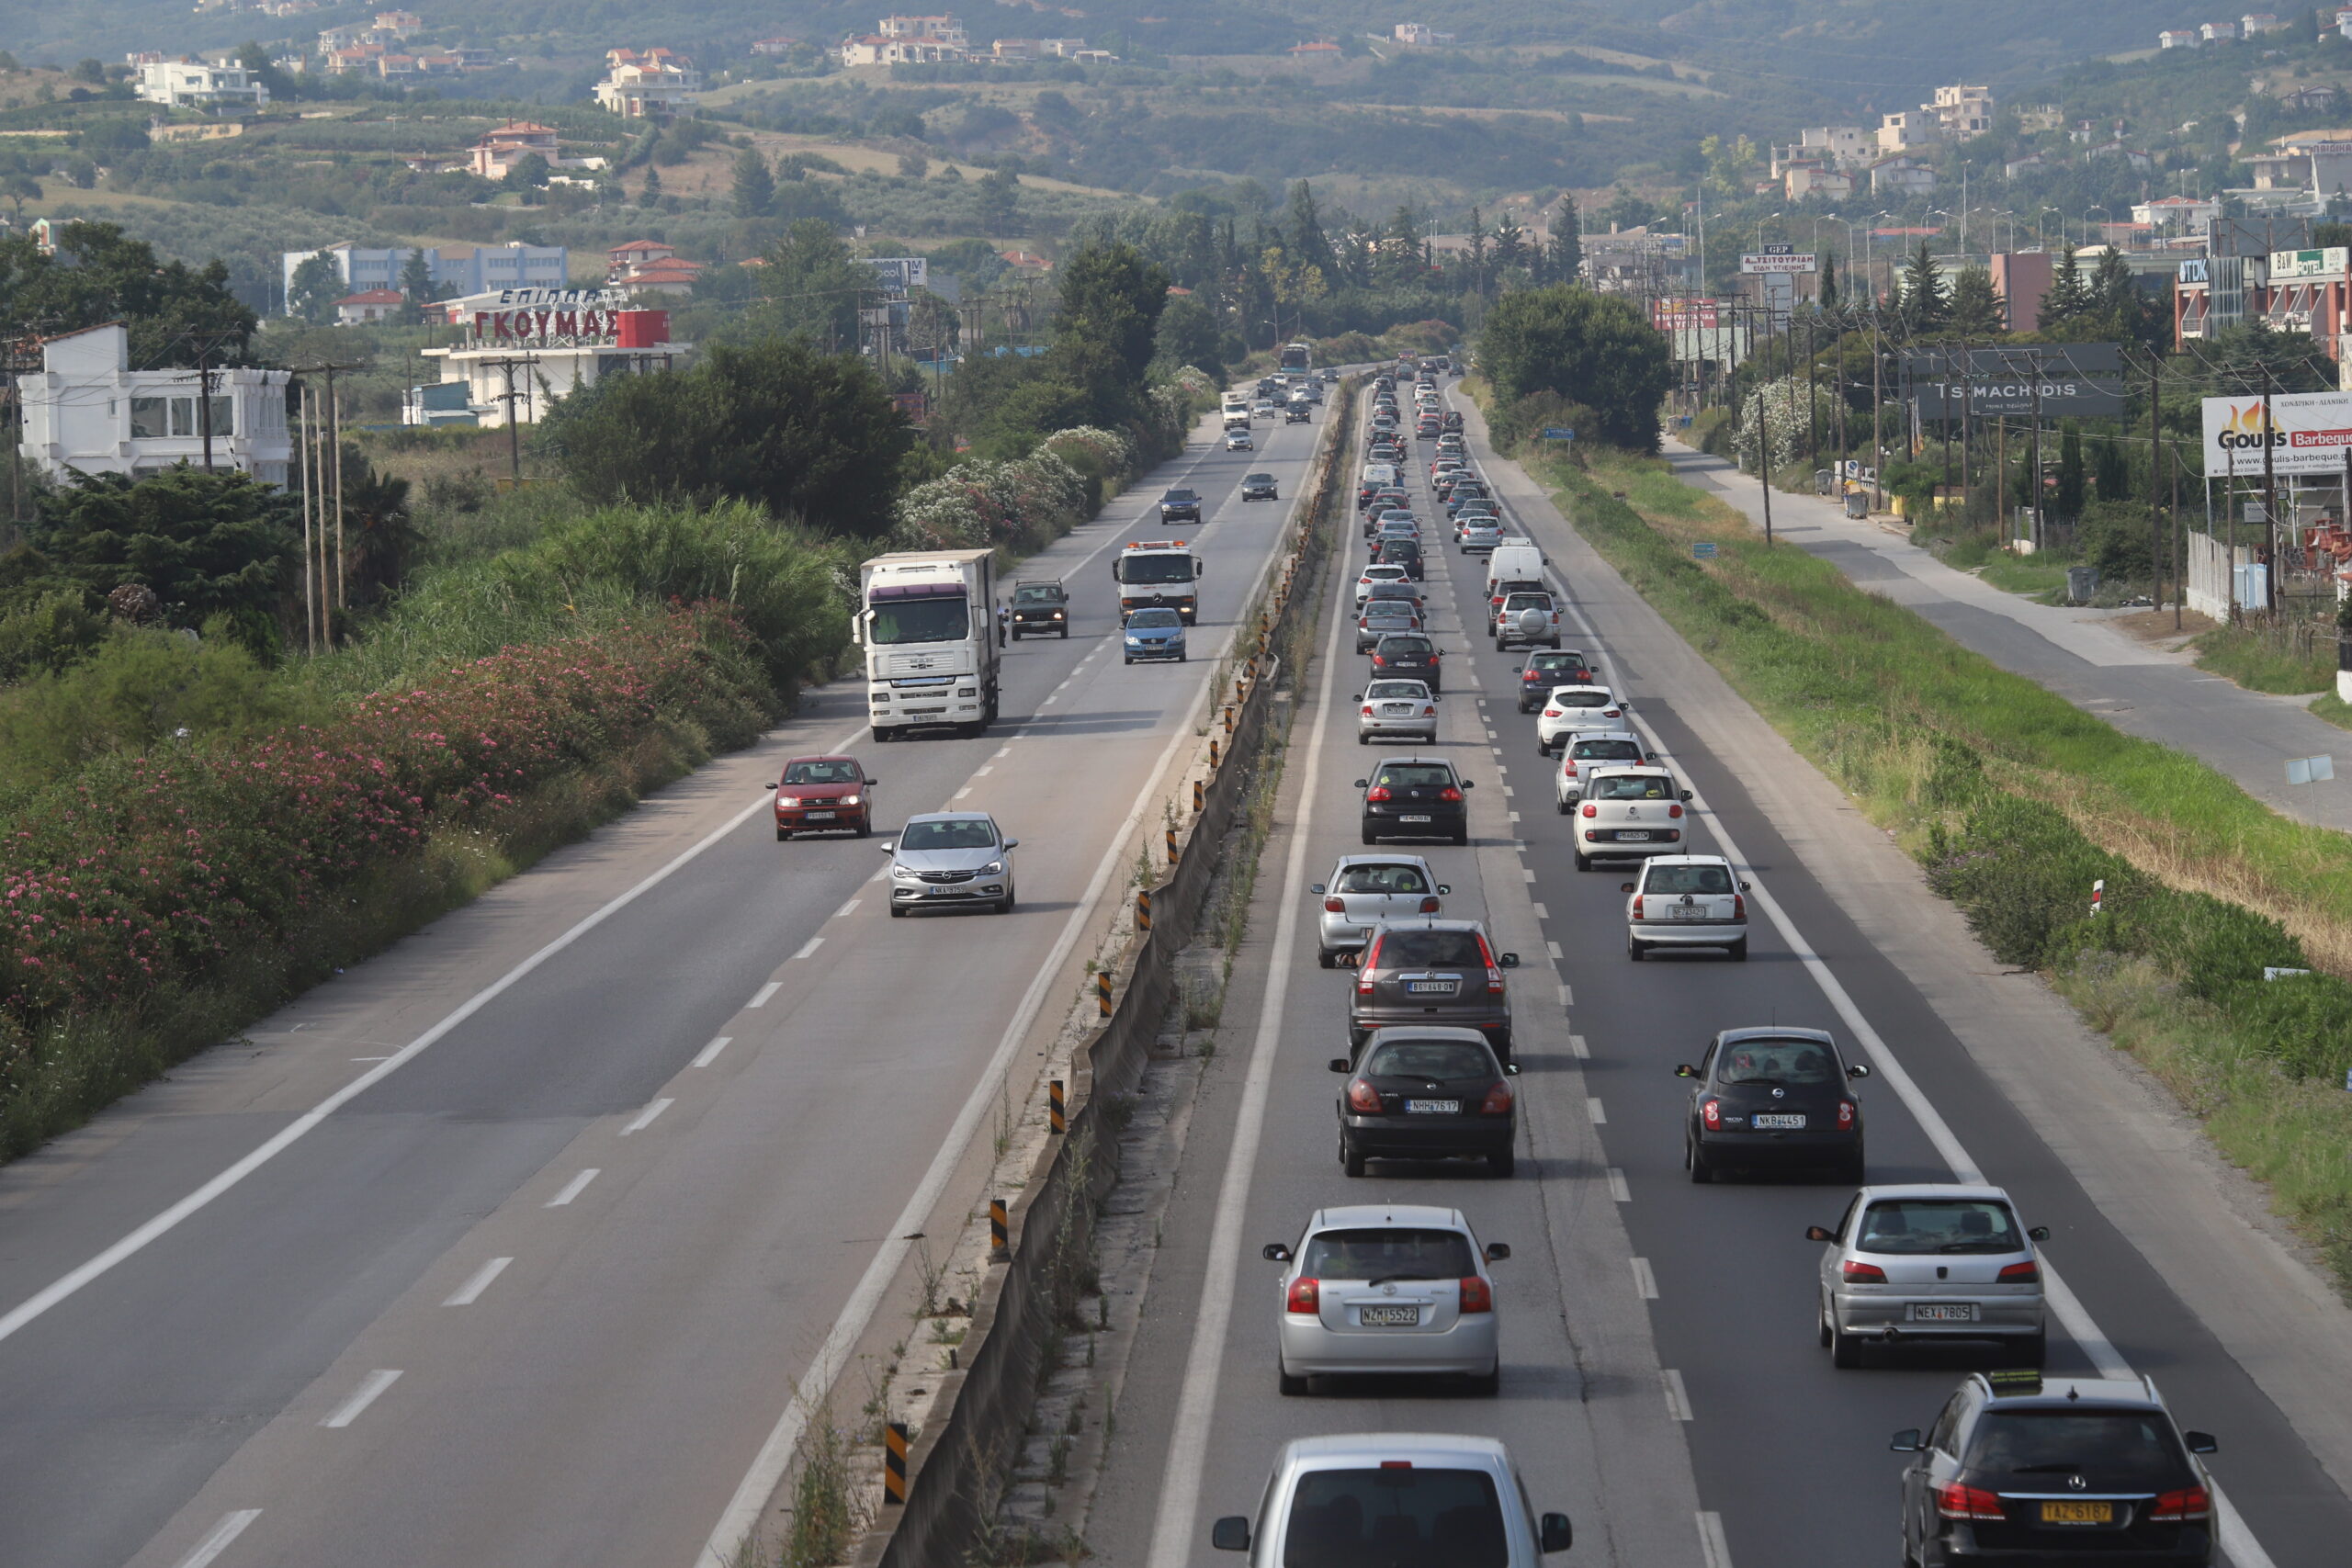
[[2201, 390, 2352, 477], [2268, 247, 2350, 280], [1740, 250, 1817, 274], [469, 306, 653, 346], [862, 257, 929, 293], [1907, 344, 2125, 421]]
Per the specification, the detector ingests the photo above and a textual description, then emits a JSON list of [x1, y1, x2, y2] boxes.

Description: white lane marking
[[704, 477, 1293, 1568], [1546, 941, 1563, 959], [954, 786, 974, 799], [0, 722, 865, 1351], [1557, 983, 1572, 1009], [621, 1099, 673, 1135], [1633, 1258, 1659, 1300], [350, 1056, 390, 1063], [1607, 1167, 1632, 1202], [994, 747, 1011, 759], [1502, 785, 1514, 799], [976, 766, 993, 776], [1144, 460, 1354, 1568], [692, 1036, 732, 1068], [834, 898, 859, 919], [1531, 902, 1548, 919], [791, 937, 823, 961], [1509, 810, 1521, 823], [322, 1369, 401, 1428], [1532, 465, 2287, 1568], [746, 981, 781, 1009], [443, 1257, 512, 1307], [173, 1510, 262, 1568], [545, 1168, 599, 1208], [1587, 1097, 1607, 1124], [1521, 867, 1535, 884], [1697, 1510, 1734, 1568], [1662, 1367, 1691, 1419], [1569, 1033, 1589, 1059]]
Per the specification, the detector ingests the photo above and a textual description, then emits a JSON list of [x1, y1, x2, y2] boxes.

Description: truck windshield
[[869, 594, 971, 646], [1119, 556, 1195, 584]]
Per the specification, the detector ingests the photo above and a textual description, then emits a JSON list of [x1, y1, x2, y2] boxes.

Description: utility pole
[[1871, 307, 1885, 513], [2260, 367, 2278, 615], [299, 381, 316, 656], [1756, 382, 1775, 546], [2031, 376, 2045, 554], [1804, 313, 1818, 469], [477, 354, 541, 486], [2148, 354, 2165, 615]]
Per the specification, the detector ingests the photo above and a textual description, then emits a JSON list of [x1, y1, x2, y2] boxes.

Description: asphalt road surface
[[0, 398, 1329, 1568], [1084, 380, 2352, 1568]]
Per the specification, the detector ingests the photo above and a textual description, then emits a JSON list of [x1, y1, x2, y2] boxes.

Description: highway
[[0, 398, 1328, 1568], [1083, 378, 2352, 1567]]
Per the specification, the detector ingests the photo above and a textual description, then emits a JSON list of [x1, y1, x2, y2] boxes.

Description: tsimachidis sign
[[2201, 391, 2352, 477], [1906, 344, 2126, 421]]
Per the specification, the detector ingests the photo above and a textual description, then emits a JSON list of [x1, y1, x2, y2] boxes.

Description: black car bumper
[[1243, 487, 1277, 500], [1159, 511, 1200, 524], [1693, 1128, 1859, 1168], [1361, 807, 1464, 839], [1919, 1525, 2211, 1568], [1340, 1112, 1515, 1159]]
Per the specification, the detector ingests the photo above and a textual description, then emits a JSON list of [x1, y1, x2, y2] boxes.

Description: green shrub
[[0, 589, 107, 681]]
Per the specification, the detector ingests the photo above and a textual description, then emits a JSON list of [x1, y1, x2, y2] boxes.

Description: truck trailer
[[854, 548, 1001, 739]]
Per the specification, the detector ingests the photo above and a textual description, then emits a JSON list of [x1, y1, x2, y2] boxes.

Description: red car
[[774, 755, 877, 840]]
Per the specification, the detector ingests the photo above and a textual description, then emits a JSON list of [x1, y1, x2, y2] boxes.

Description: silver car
[[1353, 678, 1441, 747], [1264, 1204, 1507, 1393], [882, 812, 1018, 916], [1212, 1433, 1573, 1562], [1808, 1184, 2051, 1368], [1622, 854, 1748, 960], [1458, 518, 1504, 552], [1569, 764, 1693, 871], [1311, 852, 1448, 964]]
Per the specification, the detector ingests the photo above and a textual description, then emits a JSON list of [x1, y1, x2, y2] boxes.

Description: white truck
[[854, 548, 1001, 740], [1114, 538, 1205, 624]]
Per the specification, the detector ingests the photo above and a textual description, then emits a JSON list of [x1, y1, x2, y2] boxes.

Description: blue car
[[1123, 607, 1188, 664]]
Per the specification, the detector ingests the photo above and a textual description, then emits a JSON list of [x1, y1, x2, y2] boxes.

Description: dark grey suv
[[1345, 919, 1520, 1061]]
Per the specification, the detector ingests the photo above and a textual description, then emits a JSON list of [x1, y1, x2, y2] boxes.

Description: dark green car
[[1009, 581, 1070, 639]]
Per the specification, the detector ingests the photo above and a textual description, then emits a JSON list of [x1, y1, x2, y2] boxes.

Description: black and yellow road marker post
[[883, 1423, 910, 1505], [1048, 1079, 1066, 1134], [989, 1199, 1009, 1258]]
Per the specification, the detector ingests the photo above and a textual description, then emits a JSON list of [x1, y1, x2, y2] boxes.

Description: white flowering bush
[[1730, 375, 1836, 477]]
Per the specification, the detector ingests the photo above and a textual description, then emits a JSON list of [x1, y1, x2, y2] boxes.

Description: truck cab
[[1114, 539, 1206, 624], [855, 548, 1000, 739]]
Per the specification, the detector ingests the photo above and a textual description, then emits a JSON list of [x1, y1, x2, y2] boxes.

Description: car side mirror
[[1310, 884, 1327, 896], [1261, 1243, 1293, 1262], [1436, 885, 1452, 896], [866, 779, 879, 787], [1353, 779, 1369, 790], [1806, 1225, 1837, 1241], [1498, 953, 1519, 968], [1211, 1517, 1251, 1551], [1646, 751, 1657, 761], [768, 782, 779, 790], [1484, 1242, 1510, 1261], [2028, 1225, 2051, 1242], [1328, 1056, 1352, 1073], [1504, 1062, 1520, 1076], [1539, 1513, 1573, 1554], [1461, 780, 1476, 789], [878, 841, 897, 853], [1620, 882, 1637, 894], [1674, 1064, 1696, 1078], [1740, 880, 1753, 892], [1890, 1429, 1925, 1454], [1848, 1064, 1871, 1079], [1002, 840, 1019, 850], [1680, 790, 1695, 802], [2184, 1431, 2218, 1455]]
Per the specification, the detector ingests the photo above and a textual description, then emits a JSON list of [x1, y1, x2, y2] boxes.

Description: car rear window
[[1503, 594, 1551, 611], [1337, 863, 1430, 895], [1645, 863, 1734, 895], [1716, 1039, 1838, 1086], [1374, 930, 1486, 967], [1856, 1199, 2024, 1255], [1961, 1413, 2186, 1486], [1300, 1226, 1477, 1280], [1364, 566, 1406, 579], [1374, 764, 1453, 789], [1591, 773, 1671, 801], [1376, 637, 1433, 656], [1362, 1040, 1494, 1082], [1553, 690, 1611, 707], [1283, 1466, 1506, 1568], [1364, 681, 1425, 699], [1571, 738, 1638, 759], [1368, 584, 1418, 602]]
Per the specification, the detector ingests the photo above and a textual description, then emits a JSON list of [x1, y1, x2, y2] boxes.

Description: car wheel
[[1535, 739, 1550, 758], [1059, 626, 1069, 639], [1317, 949, 1337, 969], [1357, 732, 1369, 745], [1452, 827, 1468, 846], [888, 903, 907, 919], [1627, 936, 1646, 960], [1573, 849, 1591, 872], [1830, 1317, 1864, 1369], [854, 817, 872, 840], [1361, 827, 1378, 845], [1818, 1297, 1835, 1348], [1341, 1136, 1368, 1179], [1123, 655, 1133, 665], [1728, 938, 1749, 962], [1278, 1360, 1309, 1397], [1466, 1363, 1501, 1397], [1179, 650, 1187, 662], [775, 828, 791, 842], [1686, 1137, 1713, 1183], [2022, 1329, 2048, 1368], [1488, 1148, 1515, 1179]]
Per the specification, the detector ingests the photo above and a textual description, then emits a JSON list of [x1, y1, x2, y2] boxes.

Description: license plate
[[1752, 1112, 1807, 1130], [926, 889, 963, 897], [805, 811, 836, 820], [1406, 981, 1458, 995], [1617, 830, 1650, 841], [1359, 1305, 1421, 1326], [2040, 1500, 2111, 1526], [1399, 814, 1432, 823], [1404, 1099, 1462, 1114], [1906, 1303, 1981, 1322], [1383, 705, 1413, 716], [1670, 905, 1704, 920]]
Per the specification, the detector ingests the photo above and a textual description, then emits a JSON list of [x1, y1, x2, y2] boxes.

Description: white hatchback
[[1569, 764, 1693, 871], [1533, 684, 1629, 755], [1553, 730, 1652, 808], [1353, 678, 1442, 749], [1264, 1205, 1507, 1393], [1354, 563, 1410, 604], [1622, 854, 1749, 961], [1311, 852, 1448, 964]]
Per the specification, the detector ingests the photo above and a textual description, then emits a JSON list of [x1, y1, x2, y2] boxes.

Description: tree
[[1283, 179, 1339, 278], [542, 338, 911, 539], [1546, 198, 1583, 285], [731, 148, 775, 219], [638, 164, 662, 208], [0, 174, 36, 220], [1900, 241, 1949, 333], [2055, 421, 2086, 523], [1950, 265, 2004, 338], [905, 288, 960, 363], [1153, 290, 1222, 374], [397, 248, 435, 324], [977, 166, 1021, 233], [503, 152, 550, 197], [28, 468, 298, 652], [2038, 243, 2089, 329], [898, 151, 930, 179], [1817, 251, 1838, 311], [2091, 434, 2131, 503], [0, 223, 262, 367], [71, 58, 106, 85], [1479, 285, 1674, 451], [287, 252, 342, 324], [1046, 240, 1170, 428], [1491, 211, 1529, 275], [749, 219, 877, 352]]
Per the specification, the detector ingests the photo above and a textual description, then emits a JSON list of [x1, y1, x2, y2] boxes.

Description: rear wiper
[[1937, 1242, 2017, 1254], [2012, 1463, 2087, 1474], [1367, 1274, 1442, 1286]]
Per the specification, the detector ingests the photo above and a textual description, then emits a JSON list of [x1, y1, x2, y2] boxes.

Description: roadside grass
[[2192, 620, 2337, 695], [2310, 692, 2352, 732], [1530, 442, 2352, 1296], [1975, 556, 2069, 602]]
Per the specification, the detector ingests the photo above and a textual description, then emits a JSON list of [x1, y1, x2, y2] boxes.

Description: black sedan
[[1676, 1028, 1869, 1184], [1333, 1027, 1520, 1178], [1356, 756, 1472, 845], [1159, 488, 1203, 524], [1240, 472, 1280, 502], [1368, 633, 1441, 690]]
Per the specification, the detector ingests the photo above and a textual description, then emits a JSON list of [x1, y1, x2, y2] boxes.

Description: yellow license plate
[[2040, 1501, 2113, 1526]]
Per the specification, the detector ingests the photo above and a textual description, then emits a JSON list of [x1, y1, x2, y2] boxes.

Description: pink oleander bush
[[0, 604, 775, 1154]]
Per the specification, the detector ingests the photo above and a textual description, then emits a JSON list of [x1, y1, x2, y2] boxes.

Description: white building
[[594, 48, 701, 118], [1931, 85, 1995, 138], [2158, 28, 2199, 48], [1877, 109, 1942, 152], [17, 322, 292, 485], [280, 242, 570, 308], [419, 288, 689, 427], [2132, 194, 2222, 233], [2199, 20, 2238, 41], [880, 14, 967, 47], [2241, 12, 2287, 34], [135, 58, 269, 112]]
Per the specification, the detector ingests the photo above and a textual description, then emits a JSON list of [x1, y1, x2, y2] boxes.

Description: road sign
[[2287, 754, 2336, 785], [1740, 251, 1816, 273], [1542, 426, 1577, 440], [1692, 541, 1718, 558]]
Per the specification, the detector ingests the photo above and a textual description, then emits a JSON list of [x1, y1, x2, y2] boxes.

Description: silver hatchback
[[1807, 1184, 2051, 1367], [1354, 678, 1441, 746], [1623, 854, 1748, 960], [1312, 853, 1447, 964], [1264, 1204, 1507, 1393]]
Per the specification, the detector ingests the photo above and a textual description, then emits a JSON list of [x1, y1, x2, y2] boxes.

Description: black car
[[1356, 755, 1471, 845], [1518, 649, 1596, 712], [1008, 580, 1070, 639], [1444, 484, 1490, 518], [1374, 537, 1424, 580], [1675, 1028, 1869, 1184], [1442, 411, 1464, 432], [1285, 404, 1312, 423], [1159, 488, 1204, 524], [1241, 472, 1280, 502], [1369, 632, 1440, 690], [1893, 1371, 2218, 1568], [1345, 920, 1518, 1059], [1332, 1027, 1520, 1177]]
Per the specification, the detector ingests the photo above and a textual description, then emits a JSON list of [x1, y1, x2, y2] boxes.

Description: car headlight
[[982, 860, 1004, 875], [1052, 610, 1064, 619], [891, 865, 920, 880], [776, 795, 802, 807], [840, 795, 861, 807]]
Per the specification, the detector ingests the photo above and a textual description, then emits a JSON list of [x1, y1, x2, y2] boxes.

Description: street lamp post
[[2082, 206, 2111, 249]]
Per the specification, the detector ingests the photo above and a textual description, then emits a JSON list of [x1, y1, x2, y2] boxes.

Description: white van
[[1484, 542, 1544, 601], [1222, 392, 1251, 431]]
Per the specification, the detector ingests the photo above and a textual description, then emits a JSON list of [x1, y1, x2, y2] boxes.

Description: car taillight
[[1732, 894, 1746, 919], [1631, 895, 1645, 919], [1486, 965, 1505, 995], [1372, 654, 1386, 666], [1366, 785, 1392, 802], [1346, 1078, 1383, 1112], [1439, 786, 1463, 802], [1996, 1260, 2041, 1283], [1419, 896, 1441, 913], [1324, 897, 1346, 913], [1668, 804, 1683, 818], [1842, 1259, 1887, 1283], [1544, 708, 1562, 717], [1602, 708, 1621, 717], [1479, 1082, 1513, 1115], [2150, 1487, 2211, 1523], [1580, 803, 1597, 818], [1562, 760, 1578, 774], [1701, 1098, 1721, 1131], [1934, 1483, 2005, 1522], [1457, 1276, 1493, 1314], [1287, 1278, 1320, 1314], [1362, 705, 1374, 716], [1421, 705, 1436, 716], [1837, 1100, 1857, 1131]]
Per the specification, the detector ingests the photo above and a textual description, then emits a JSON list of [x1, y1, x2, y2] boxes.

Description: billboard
[[1740, 243, 1817, 274], [2269, 247, 2350, 280], [2201, 390, 2352, 477], [1906, 344, 2126, 421]]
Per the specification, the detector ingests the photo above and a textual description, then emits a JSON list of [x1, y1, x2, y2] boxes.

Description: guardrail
[[849, 378, 1357, 1567]]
